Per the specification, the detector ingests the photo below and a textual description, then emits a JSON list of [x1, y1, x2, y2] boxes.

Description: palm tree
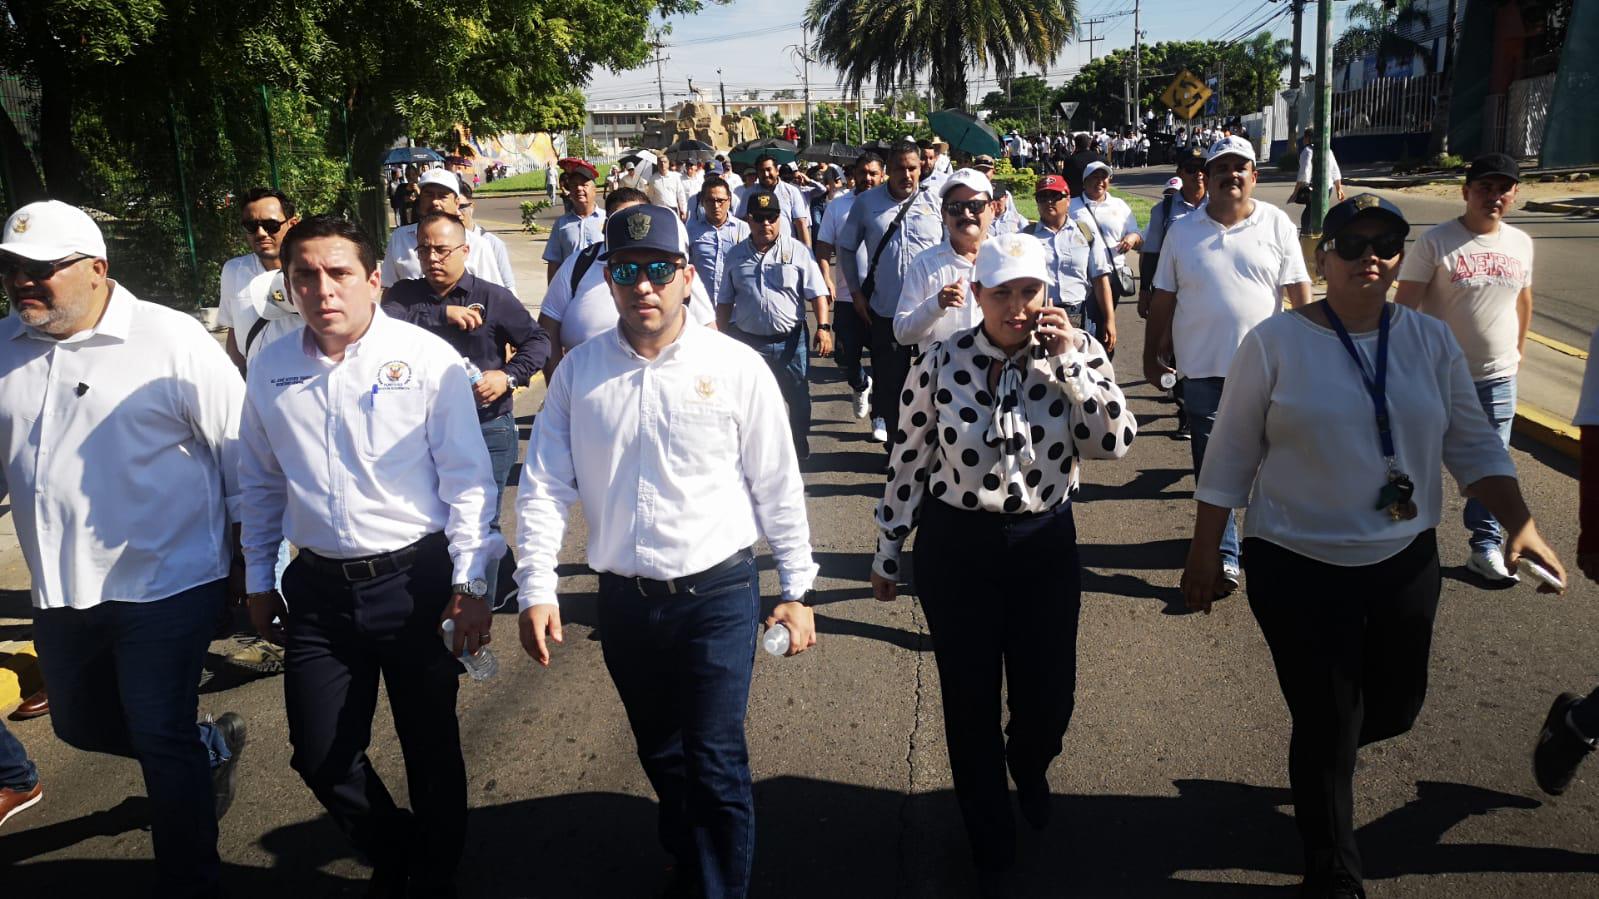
[[1332, 0, 1432, 79], [1225, 32, 1309, 115], [805, 0, 1077, 112]]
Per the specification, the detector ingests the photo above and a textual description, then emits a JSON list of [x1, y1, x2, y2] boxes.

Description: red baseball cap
[[1035, 174, 1069, 196], [557, 157, 598, 181]]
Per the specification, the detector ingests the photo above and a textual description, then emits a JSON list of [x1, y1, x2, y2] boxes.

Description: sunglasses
[[0, 253, 89, 281], [942, 199, 988, 218], [609, 260, 685, 286], [1325, 231, 1406, 261], [1035, 192, 1067, 203], [1178, 164, 1204, 174], [748, 212, 781, 224], [242, 218, 287, 235]]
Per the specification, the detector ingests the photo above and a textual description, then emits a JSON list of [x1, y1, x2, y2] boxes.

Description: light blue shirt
[[688, 217, 751, 308], [1025, 215, 1110, 310], [837, 183, 945, 318], [542, 208, 606, 266], [718, 235, 828, 337], [1142, 192, 1206, 255]]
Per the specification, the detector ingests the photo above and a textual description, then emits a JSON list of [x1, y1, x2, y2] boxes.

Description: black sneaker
[[211, 712, 246, 819], [1534, 692, 1596, 796], [1014, 777, 1051, 831], [1328, 872, 1366, 899]]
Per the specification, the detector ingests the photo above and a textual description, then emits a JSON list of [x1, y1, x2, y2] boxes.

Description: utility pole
[[1133, 0, 1142, 129], [1081, 18, 1107, 60], [718, 68, 727, 116], [1310, 0, 1333, 236], [803, 24, 815, 144], [856, 84, 865, 144], [1288, 0, 1305, 141], [650, 29, 670, 118]]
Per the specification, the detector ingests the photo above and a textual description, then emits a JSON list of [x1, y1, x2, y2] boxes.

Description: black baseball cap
[[744, 189, 782, 218], [1320, 193, 1410, 242], [1175, 146, 1206, 168], [1466, 152, 1521, 184], [601, 204, 686, 259]]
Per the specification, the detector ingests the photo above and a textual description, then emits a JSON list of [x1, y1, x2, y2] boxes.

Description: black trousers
[[869, 310, 914, 442], [281, 532, 466, 893], [915, 499, 1082, 872], [1243, 531, 1441, 883], [834, 302, 871, 394]]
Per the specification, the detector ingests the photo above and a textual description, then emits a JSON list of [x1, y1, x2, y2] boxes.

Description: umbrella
[[798, 141, 862, 165], [381, 146, 444, 166], [929, 108, 1003, 158], [729, 138, 799, 167], [665, 138, 716, 163]]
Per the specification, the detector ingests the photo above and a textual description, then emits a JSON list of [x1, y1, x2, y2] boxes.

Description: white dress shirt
[[0, 283, 244, 610], [238, 309, 503, 593], [473, 224, 519, 295], [893, 239, 980, 351], [217, 253, 267, 330], [381, 223, 508, 289], [543, 244, 715, 350], [515, 318, 818, 609]]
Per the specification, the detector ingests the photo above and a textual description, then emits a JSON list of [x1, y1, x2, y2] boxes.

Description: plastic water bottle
[[1158, 371, 1179, 391], [440, 618, 498, 681], [462, 358, 484, 387], [762, 623, 791, 657]]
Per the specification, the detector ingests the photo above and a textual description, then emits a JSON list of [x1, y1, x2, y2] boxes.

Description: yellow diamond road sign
[[1162, 70, 1212, 121]]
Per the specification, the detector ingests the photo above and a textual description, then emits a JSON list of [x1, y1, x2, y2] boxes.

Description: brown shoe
[[9, 688, 47, 721], [0, 782, 42, 829]]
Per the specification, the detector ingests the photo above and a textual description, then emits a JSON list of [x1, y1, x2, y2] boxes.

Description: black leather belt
[[608, 547, 755, 598], [298, 532, 445, 582]]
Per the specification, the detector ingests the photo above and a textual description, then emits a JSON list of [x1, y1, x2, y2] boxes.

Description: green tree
[[1332, 0, 1432, 78], [980, 75, 1063, 128], [806, 0, 1078, 111]]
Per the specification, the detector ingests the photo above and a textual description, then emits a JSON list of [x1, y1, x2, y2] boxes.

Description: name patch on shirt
[[375, 360, 415, 391], [270, 375, 312, 388]]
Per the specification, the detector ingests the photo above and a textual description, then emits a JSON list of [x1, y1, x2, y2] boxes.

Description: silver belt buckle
[[342, 558, 378, 581]]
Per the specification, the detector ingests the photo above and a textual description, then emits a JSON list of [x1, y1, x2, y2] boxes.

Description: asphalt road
[[4, 189, 1599, 898]]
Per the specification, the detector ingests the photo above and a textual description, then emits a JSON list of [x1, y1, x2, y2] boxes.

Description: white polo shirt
[[0, 283, 244, 610], [542, 243, 716, 351], [1152, 199, 1310, 380], [217, 253, 267, 330]]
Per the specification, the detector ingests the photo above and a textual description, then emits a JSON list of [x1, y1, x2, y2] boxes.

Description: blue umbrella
[[382, 146, 444, 166]]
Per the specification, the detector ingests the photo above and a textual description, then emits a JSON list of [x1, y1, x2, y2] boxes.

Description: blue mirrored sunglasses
[[608, 260, 685, 286]]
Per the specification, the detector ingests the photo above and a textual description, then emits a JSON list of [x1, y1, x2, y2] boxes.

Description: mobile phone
[[1521, 557, 1566, 592]]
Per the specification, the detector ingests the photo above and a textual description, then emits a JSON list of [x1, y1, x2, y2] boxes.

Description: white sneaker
[[854, 376, 873, 419], [1468, 548, 1519, 583], [871, 417, 889, 443]]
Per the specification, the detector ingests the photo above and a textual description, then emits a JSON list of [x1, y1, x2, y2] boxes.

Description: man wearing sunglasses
[[516, 202, 818, 899], [717, 188, 832, 460], [1138, 145, 1207, 319], [381, 168, 508, 290], [892, 168, 994, 353], [220, 186, 299, 372], [1023, 174, 1115, 352], [0, 201, 248, 896]]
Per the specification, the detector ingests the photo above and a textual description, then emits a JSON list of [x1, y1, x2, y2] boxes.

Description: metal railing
[[1330, 72, 1442, 137]]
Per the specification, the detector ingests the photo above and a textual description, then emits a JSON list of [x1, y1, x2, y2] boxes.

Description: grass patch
[[476, 163, 615, 195], [1010, 187, 1154, 228]]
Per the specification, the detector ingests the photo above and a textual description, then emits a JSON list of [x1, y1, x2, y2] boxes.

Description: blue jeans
[[33, 580, 232, 896], [732, 325, 810, 448], [1464, 375, 1517, 552], [596, 555, 761, 899], [0, 718, 37, 790], [1183, 377, 1240, 567], [480, 412, 519, 603]]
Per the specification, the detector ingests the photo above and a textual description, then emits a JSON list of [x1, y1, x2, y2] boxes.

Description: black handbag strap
[[863, 189, 920, 299], [243, 316, 272, 360]]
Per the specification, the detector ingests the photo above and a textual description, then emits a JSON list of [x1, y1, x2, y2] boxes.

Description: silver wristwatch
[[452, 578, 489, 598]]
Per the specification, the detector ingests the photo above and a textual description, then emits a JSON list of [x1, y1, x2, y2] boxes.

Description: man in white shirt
[[0, 201, 247, 895], [816, 153, 884, 429], [894, 168, 993, 352], [239, 215, 502, 896], [918, 140, 948, 194], [1145, 135, 1312, 592], [515, 203, 818, 899], [1294, 128, 1346, 235], [649, 155, 689, 220], [219, 186, 299, 371], [1395, 152, 1535, 582], [380, 169, 507, 289], [734, 154, 812, 247], [457, 181, 518, 294]]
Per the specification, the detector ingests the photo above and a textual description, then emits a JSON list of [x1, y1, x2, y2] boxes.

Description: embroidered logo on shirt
[[376, 360, 413, 390], [695, 375, 717, 399], [10, 213, 28, 234], [627, 212, 653, 240], [270, 375, 311, 388]]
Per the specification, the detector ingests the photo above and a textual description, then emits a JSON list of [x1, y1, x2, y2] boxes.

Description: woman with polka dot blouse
[[869, 232, 1137, 890]]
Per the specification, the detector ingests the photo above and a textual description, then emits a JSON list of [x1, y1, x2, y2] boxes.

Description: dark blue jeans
[[0, 718, 36, 791], [1463, 375, 1517, 553], [732, 325, 810, 447], [1182, 376, 1241, 567], [596, 555, 761, 899], [33, 580, 231, 897], [480, 411, 519, 603]]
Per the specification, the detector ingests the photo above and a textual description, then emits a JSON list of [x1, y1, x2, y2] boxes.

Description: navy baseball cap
[[1320, 193, 1410, 242], [744, 189, 782, 218], [601, 204, 686, 259]]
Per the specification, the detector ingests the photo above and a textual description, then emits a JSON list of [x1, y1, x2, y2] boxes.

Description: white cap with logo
[[937, 168, 996, 202], [418, 168, 463, 195], [1205, 135, 1256, 165], [974, 233, 1047, 287], [1, 201, 108, 262]]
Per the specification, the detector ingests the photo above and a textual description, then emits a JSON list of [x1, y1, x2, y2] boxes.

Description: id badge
[[1062, 303, 1085, 330]]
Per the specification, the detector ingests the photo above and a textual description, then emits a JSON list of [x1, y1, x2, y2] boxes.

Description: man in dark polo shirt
[[383, 210, 550, 605]]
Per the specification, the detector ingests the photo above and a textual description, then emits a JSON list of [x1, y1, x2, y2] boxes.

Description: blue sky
[[582, 0, 1362, 108]]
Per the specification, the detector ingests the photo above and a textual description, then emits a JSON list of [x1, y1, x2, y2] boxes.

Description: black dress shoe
[[1015, 777, 1051, 830], [210, 712, 246, 819]]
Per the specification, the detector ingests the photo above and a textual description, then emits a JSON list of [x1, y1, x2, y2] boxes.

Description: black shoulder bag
[[860, 191, 919, 303]]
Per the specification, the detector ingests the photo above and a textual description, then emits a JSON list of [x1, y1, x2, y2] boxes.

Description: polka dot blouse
[[872, 324, 1137, 579]]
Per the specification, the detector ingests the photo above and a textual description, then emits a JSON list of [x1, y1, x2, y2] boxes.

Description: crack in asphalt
[[895, 595, 931, 898]]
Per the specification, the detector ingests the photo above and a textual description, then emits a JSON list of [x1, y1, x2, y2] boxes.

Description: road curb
[[0, 640, 40, 716], [1524, 199, 1599, 217], [1514, 403, 1581, 460]]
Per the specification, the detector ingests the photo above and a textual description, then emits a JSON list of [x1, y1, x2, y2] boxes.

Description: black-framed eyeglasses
[[609, 260, 685, 286], [0, 253, 90, 282], [418, 243, 467, 259], [942, 199, 988, 218], [242, 218, 287, 235], [1325, 231, 1406, 261]]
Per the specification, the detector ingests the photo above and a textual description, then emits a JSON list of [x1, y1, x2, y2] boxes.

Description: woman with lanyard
[[1181, 195, 1566, 899], [870, 233, 1137, 895]]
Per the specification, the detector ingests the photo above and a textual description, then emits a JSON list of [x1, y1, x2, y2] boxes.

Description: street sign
[[1160, 70, 1212, 121], [1056, 101, 1080, 121]]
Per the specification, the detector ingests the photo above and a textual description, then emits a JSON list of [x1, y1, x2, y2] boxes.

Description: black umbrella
[[798, 141, 862, 165], [381, 146, 443, 166], [666, 138, 716, 163]]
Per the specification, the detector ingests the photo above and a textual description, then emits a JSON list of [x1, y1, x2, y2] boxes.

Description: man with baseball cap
[[381, 168, 509, 289], [893, 168, 995, 353], [1147, 134, 1311, 593], [1024, 174, 1114, 350], [516, 202, 818, 899], [1395, 152, 1534, 583], [1139, 144, 1209, 440], [544, 157, 605, 284], [0, 200, 248, 894]]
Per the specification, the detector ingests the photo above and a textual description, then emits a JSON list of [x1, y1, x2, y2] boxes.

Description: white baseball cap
[[1164, 177, 1183, 192], [1206, 135, 1256, 165], [1082, 161, 1112, 181], [974, 233, 1047, 287], [418, 168, 463, 195], [937, 168, 995, 202], [1, 200, 108, 262]]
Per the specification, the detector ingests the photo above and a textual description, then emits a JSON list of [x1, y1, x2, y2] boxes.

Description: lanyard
[[1321, 302, 1395, 463]]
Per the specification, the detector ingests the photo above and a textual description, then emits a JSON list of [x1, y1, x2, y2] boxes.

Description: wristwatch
[[505, 374, 519, 390], [815, 323, 833, 332], [452, 578, 489, 598]]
